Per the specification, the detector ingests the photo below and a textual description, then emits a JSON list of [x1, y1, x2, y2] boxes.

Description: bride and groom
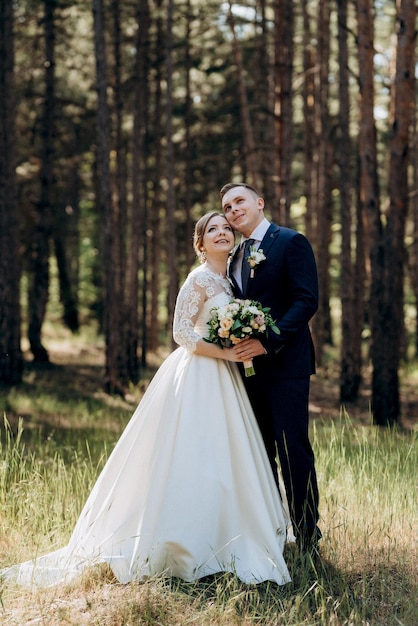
[[1, 182, 320, 588]]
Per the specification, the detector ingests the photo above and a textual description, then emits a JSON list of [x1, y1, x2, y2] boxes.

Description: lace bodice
[[173, 264, 233, 352]]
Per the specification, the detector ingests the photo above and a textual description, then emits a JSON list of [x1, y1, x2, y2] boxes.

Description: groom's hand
[[232, 338, 266, 361]]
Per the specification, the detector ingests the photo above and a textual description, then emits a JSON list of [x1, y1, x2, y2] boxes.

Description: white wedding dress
[[1, 264, 291, 588]]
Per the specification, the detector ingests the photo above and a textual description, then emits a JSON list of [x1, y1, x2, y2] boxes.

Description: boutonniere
[[247, 246, 266, 278]]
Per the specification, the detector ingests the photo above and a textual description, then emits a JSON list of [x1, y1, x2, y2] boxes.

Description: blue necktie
[[241, 238, 255, 294]]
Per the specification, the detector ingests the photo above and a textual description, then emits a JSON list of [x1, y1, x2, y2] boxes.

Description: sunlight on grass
[[0, 404, 417, 624]]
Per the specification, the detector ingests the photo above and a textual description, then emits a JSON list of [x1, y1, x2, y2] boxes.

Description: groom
[[221, 182, 321, 552]]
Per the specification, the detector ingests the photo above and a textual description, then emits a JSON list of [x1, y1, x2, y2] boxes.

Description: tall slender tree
[[255, 0, 276, 208], [410, 75, 418, 356], [165, 0, 178, 344], [110, 0, 131, 383], [301, 0, 315, 242], [129, 0, 150, 377], [337, 0, 362, 401], [273, 0, 294, 224], [148, 0, 164, 353], [93, 0, 124, 393], [227, 2, 258, 187], [183, 0, 194, 272], [356, 0, 384, 419], [371, 0, 416, 425], [311, 0, 333, 364], [111, 0, 127, 311], [0, 0, 23, 385], [28, 0, 57, 363]]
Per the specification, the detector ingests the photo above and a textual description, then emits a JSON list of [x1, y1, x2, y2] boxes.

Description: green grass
[[0, 363, 417, 625]]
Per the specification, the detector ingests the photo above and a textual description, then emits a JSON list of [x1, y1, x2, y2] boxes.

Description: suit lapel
[[259, 223, 280, 255]]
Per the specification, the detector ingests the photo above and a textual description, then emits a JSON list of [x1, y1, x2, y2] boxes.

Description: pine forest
[[0, 0, 417, 427]]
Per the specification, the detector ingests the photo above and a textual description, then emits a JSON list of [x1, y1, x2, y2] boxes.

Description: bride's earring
[[201, 249, 207, 262]]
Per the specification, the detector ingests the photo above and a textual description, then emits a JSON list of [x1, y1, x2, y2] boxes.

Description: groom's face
[[222, 186, 264, 238]]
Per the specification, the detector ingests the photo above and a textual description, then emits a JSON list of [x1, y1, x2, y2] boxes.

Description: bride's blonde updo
[[193, 211, 224, 263]]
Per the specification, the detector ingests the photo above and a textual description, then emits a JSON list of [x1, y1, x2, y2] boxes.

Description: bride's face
[[203, 216, 235, 258]]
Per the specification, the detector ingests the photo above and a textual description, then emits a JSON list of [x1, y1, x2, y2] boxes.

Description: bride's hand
[[224, 348, 244, 362]]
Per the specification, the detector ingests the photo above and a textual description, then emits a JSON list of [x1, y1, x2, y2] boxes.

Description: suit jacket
[[228, 223, 318, 379]]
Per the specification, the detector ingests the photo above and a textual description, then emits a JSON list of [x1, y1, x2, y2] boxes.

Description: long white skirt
[[1, 349, 291, 588]]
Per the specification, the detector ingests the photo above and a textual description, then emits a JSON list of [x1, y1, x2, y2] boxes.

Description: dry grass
[[0, 336, 417, 625]]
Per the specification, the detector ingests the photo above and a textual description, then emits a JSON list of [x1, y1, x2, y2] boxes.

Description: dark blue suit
[[228, 223, 320, 546]]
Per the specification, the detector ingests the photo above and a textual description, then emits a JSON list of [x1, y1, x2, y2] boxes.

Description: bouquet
[[205, 298, 280, 376]]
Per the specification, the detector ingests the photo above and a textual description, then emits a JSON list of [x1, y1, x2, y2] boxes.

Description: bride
[[1, 212, 291, 588]]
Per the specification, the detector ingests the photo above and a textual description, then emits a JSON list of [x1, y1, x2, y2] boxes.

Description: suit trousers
[[242, 374, 319, 544]]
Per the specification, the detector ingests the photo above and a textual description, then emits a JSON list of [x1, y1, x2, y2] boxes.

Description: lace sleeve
[[173, 273, 207, 352]]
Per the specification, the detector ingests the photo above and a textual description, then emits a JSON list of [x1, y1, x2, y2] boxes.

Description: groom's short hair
[[219, 182, 260, 200]]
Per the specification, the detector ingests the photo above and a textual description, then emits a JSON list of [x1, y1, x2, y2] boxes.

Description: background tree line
[[0, 0, 416, 426]]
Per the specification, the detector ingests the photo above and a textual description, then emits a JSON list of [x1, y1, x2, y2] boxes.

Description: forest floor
[[12, 330, 418, 432], [309, 365, 418, 431]]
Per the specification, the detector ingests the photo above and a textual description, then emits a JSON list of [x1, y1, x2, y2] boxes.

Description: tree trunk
[[28, 0, 57, 363], [165, 0, 178, 345], [255, 0, 276, 208], [311, 0, 333, 365], [148, 0, 163, 353], [110, 0, 130, 383], [93, 0, 123, 394], [183, 0, 194, 273], [353, 156, 367, 394], [111, 0, 127, 317], [410, 71, 418, 357], [54, 235, 79, 332], [129, 0, 150, 379], [356, 0, 385, 423], [373, 0, 416, 426], [337, 0, 362, 401], [227, 2, 258, 188], [273, 0, 293, 225], [0, 0, 23, 385], [301, 0, 315, 243], [53, 127, 81, 333]]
